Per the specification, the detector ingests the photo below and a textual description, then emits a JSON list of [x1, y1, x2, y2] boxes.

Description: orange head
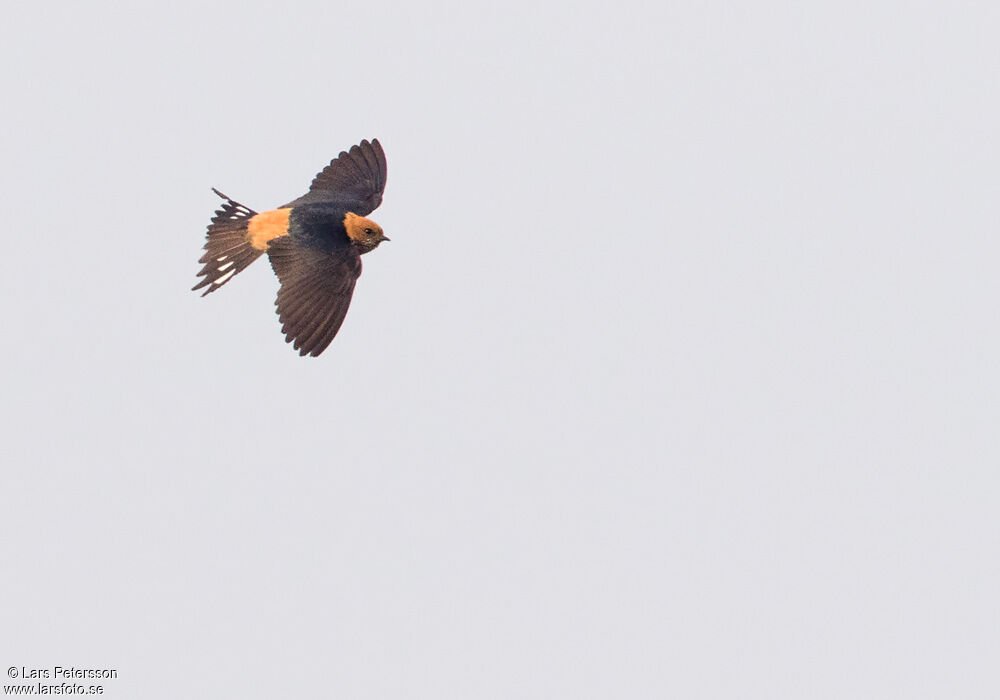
[[343, 212, 389, 253]]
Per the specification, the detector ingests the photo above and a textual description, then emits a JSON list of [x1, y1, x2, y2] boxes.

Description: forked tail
[[192, 188, 265, 296]]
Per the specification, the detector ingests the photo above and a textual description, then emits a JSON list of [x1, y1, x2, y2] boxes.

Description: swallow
[[193, 138, 389, 357]]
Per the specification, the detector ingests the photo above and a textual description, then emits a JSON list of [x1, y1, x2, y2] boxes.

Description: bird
[[193, 138, 389, 357]]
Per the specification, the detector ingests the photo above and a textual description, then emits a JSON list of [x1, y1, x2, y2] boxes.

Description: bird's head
[[344, 212, 389, 253]]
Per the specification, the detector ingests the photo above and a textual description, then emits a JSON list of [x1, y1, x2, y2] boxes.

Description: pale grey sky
[[2, 1, 999, 698]]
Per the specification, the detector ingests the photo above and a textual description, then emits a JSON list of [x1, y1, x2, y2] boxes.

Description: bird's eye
[[364, 228, 373, 235]]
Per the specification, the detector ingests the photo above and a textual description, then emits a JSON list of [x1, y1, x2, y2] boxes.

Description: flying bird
[[193, 138, 389, 357]]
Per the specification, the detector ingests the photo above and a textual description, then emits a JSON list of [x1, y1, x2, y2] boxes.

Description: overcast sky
[[2, 1, 999, 698]]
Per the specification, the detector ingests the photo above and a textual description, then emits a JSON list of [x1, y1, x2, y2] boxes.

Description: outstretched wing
[[267, 237, 363, 357], [284, 138, 386, 215]]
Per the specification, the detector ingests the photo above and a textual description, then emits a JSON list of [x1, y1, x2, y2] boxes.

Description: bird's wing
[[284, 138, 386, 215], [267, 237, 362, 357]]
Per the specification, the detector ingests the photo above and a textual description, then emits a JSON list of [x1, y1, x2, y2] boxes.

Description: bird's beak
[[380, 235, 391, 242]]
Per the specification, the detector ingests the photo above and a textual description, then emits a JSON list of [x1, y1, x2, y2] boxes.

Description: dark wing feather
[[267, 238, 363, 357], [284, 138, 386, 215]]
